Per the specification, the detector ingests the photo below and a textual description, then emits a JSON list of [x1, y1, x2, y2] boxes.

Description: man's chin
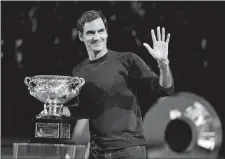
[[92, 47, 103, 53], [93, 50, 102, 54]]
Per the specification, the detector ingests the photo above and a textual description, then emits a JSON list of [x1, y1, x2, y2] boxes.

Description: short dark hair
[[77, 10, 108, 33]]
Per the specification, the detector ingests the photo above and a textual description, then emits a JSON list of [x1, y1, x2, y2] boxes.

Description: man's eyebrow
[[86, 30, 95, 34], [98, 28, 105, 32], [85, 28, 105, 34]]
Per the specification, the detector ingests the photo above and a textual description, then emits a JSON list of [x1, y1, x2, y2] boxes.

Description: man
[[63, 10, 174, 159]]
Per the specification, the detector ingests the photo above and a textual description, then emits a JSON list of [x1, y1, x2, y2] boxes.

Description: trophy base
[[30, 137, 76, 145], [35, 116, 74, 140], [13, 143, 86, 159]]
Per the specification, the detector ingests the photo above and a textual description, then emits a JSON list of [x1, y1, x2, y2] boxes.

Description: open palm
[[143, 26, 170, 61]]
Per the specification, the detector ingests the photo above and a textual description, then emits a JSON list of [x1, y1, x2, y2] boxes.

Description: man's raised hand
[[143, 26, 170, 62]]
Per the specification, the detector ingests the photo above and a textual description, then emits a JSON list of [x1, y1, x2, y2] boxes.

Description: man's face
[[79, 18, 108, 53]]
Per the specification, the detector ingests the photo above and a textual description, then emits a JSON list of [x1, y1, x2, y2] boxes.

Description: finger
[[151, 29, 157, 44], [143, 43, 154, 53], [166, 33, 170, 44], [162, 27, 165, 42], [157, 26, 161, 41]]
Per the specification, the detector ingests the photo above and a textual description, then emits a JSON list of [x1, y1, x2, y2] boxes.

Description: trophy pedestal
[[13, 143, 86, 159], [21, 75, 86, 158], [34, 116, 74, 142]]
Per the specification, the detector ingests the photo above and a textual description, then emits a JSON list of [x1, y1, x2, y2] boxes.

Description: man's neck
[[87, 48, 108, 61]]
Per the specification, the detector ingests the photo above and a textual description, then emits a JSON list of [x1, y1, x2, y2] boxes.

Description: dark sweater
[[68, 50, 174, 152]]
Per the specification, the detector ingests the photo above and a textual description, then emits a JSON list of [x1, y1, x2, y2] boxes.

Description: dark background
[[1, 1, 225, 157]]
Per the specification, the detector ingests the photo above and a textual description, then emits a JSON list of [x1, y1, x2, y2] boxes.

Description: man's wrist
[[157, 59, 169, 69]]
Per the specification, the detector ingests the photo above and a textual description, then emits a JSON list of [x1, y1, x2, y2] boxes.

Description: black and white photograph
[[1, 1, 225, 159]]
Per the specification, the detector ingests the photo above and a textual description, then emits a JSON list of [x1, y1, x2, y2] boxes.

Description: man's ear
[[78, 31, 83, 41]]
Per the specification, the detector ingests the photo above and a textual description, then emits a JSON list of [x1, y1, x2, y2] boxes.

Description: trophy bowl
[[24, 75, 85, 119], [25, 75, 85, 104], [24, 75, 85, 142]]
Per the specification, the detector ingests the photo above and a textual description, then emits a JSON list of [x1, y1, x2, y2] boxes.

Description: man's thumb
[[143, 43, 154, 53]]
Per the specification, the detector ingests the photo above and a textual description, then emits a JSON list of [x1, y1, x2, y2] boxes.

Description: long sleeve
[[66, 65, 89, 119], [67, 105, 88, 119], [124, 52, 174, 97]]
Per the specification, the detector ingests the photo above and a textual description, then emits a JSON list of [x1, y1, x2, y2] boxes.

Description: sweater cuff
[[67, 106, 86, 120], [158, 82, 174, 96]]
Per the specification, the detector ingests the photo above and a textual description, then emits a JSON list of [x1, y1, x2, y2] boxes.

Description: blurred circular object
[[164, 119, 193, 153], [143, 92, 223, 158]]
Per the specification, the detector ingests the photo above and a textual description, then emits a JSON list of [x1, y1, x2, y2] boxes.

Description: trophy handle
[[77, 77, 85, 89], [71, 77, 85, 89], [70, 77, 85, 95], [24, 77, 36, 91], [24, 77, 31, 87]]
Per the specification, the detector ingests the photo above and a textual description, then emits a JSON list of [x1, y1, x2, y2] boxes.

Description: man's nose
[[92, 32, 100, 41]]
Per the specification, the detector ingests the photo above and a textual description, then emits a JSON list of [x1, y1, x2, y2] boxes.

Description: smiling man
[[63, 10, 174, 159], [78, 15, 108, 60]]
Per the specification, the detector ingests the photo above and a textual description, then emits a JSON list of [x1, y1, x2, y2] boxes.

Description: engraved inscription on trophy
[[35, 123, 60, 138], [24, 75, 85, 143]]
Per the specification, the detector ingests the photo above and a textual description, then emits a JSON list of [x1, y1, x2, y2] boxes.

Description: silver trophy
[[24, 75, 85, 144]]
